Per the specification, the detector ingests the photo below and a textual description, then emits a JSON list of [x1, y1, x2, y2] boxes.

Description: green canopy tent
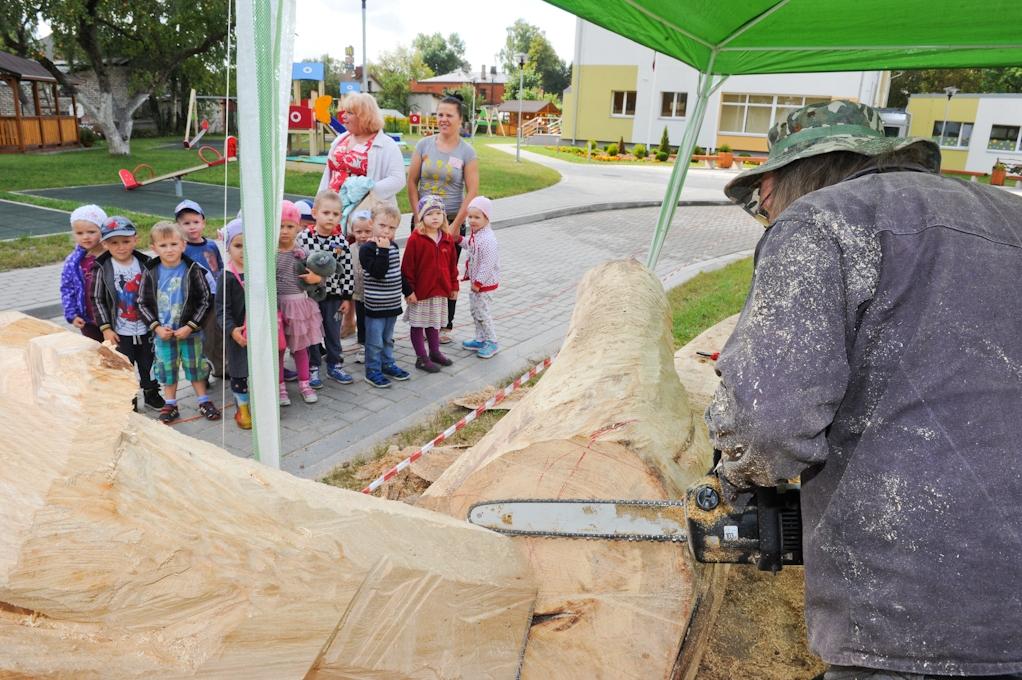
[[542, 0, 1022, 266]]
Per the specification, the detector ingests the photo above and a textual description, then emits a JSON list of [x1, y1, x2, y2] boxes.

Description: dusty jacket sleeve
[[706, 219, 850, 487]]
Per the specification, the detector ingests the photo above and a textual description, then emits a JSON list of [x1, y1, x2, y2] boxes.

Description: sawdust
[[353, 447, 432, 501], [695, 567, 825, 680]]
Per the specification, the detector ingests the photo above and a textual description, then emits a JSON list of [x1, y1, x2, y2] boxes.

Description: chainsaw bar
[[467, 498, 689, 543]]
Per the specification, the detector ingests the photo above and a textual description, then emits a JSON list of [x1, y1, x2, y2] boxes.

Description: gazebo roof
[[0, 51, 57, 83]]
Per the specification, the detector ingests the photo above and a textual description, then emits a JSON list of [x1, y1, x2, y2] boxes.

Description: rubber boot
[[234, 402, 252, 430]]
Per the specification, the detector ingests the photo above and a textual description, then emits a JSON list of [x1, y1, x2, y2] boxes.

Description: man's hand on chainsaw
[[714, 461, 754, 506]]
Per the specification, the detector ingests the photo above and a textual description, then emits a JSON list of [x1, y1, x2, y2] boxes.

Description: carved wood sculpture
[[0, 311, 536, 679], [419, 259, 721, 679]]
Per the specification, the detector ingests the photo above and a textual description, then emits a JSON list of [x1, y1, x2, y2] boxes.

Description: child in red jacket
[[401, 195, 459, 372]]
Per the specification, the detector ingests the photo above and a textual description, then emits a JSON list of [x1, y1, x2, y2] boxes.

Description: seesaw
[[183, 119, 210, 148], [119, 136, 238, 195]]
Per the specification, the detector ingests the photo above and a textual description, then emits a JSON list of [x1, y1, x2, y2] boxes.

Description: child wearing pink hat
[[276, 200, 324, 405], [460, 196, 500, 358]]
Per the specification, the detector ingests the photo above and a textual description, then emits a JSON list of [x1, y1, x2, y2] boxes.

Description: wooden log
[[418, 260, 721, 679], [0, 311, 536, 679]]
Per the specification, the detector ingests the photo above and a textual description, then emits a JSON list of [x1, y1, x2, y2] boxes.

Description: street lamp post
[[361, 1, 368, 92], [940, 86, 959, 147], [515, 52, 526, 162]]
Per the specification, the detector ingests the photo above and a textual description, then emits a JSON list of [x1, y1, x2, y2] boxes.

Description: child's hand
[[156, 326, 174, 340], [340, 300, 352, 316], [406, 293, 418, 304], [299, 271, 322, 285], [374, 236, 391, 248], [72, 316, 86, 329], [102, 328, 119, 344], [174, 326, 193, 340], [471, 283, 481, 293], [232, 327, 247, 347], [449, 289, 459, 300]]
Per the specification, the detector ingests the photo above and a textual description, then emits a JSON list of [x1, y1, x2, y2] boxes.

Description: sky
[[293, 0, 578, 74]]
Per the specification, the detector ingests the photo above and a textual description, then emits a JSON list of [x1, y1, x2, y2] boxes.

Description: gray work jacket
[[707, 169, 1022, 675]]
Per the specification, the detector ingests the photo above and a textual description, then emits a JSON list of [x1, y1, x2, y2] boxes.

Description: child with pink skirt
[[277, 200, 324, 405]]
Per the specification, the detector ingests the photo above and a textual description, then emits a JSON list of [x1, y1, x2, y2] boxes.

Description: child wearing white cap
[[60, 204, 108, 342]]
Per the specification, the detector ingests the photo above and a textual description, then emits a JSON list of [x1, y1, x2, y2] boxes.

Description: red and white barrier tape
[[361, 355, 557, 494]]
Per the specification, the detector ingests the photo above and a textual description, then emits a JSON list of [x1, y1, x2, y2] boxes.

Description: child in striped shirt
[[460, 196, 500, 358], [358, 204, 410, 388]]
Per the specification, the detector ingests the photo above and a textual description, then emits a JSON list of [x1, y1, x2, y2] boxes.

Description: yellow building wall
[[716, 134, 769, 154], [561, 65, 638, 143], [906, 97, 980, 171]]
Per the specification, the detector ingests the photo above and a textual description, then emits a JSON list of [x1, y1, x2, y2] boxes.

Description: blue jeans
[[308, 295, 342, 367], [364, 314, 397, 373]]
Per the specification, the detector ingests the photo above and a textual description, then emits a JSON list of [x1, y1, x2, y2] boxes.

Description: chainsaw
[[467, 459, 803, 572]]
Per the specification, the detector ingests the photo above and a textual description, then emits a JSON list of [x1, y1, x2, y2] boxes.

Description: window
[[611, 90, 636, 116], [660, 91, 688, 118], [720, 94, 831, 136], [930, 121, 973, 148], [988, 124, 1021, 152]]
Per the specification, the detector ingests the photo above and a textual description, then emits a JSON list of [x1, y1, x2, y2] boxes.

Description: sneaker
[[364, 370, 392, 388], [462, 339, 485, 350], [382, 363, 410, 381], [198, 401, 222, 421], [429, 352, 453, 367], [415, 356, 441, 373], [439, 329, 453, 344], [299, 381, 318, 403], [477, 341, 500, 359], [204, 359, 216, 385], [143, 388, 165, 409], [283, 367, 298, 382], [309, 367, 324, 390], [279, 382, 291, 406], [326, 363, 354, 384], [354, 349, 365, 364], [158, 404, 180, 424]]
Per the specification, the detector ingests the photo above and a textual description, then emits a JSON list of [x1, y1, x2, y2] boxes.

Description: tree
[[373, 45, 433, 114], [499, 20, 569, 98], [36, 0, 230, 155], [413, 33, 470, 76], [502, 66, 543, 102], [886, 67, 1022, 108], [0, 0, 40, 58]]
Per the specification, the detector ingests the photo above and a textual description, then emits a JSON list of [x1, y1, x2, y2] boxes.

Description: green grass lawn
[[324, 257, 754, 491], [0, 134, 559, 271]]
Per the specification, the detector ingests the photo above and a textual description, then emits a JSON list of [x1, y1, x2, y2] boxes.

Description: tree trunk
[[0, 311, 537, 679], [418, 259, 723, 679]]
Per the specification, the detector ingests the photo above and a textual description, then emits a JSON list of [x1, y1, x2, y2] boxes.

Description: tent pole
[[645, 61, 726, 268]]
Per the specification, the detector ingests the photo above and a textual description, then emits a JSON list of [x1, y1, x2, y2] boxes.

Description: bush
[[384, 116, 410, 134], [659, 126, 670, 155], [632, 143, 647, 159], [693, 145, 705, 156], [78, 127, 98, 148], [719, 143, 732, 153], [655, 150, 669, 162], [587, 139, 598, 151], [605, 143, 619, 156], [618, 136, 626, 155]]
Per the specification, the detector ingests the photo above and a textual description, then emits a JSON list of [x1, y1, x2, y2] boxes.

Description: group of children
[[60, 190, 501, 431]]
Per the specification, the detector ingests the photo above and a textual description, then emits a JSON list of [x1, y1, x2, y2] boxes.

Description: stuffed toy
[[294, 250, 336, 302]]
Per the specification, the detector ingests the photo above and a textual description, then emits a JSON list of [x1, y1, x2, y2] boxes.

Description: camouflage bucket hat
[[724, 100, 941, 221]]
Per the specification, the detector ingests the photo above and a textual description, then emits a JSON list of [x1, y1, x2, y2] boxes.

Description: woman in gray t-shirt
[[407, 94, 480, 339]]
